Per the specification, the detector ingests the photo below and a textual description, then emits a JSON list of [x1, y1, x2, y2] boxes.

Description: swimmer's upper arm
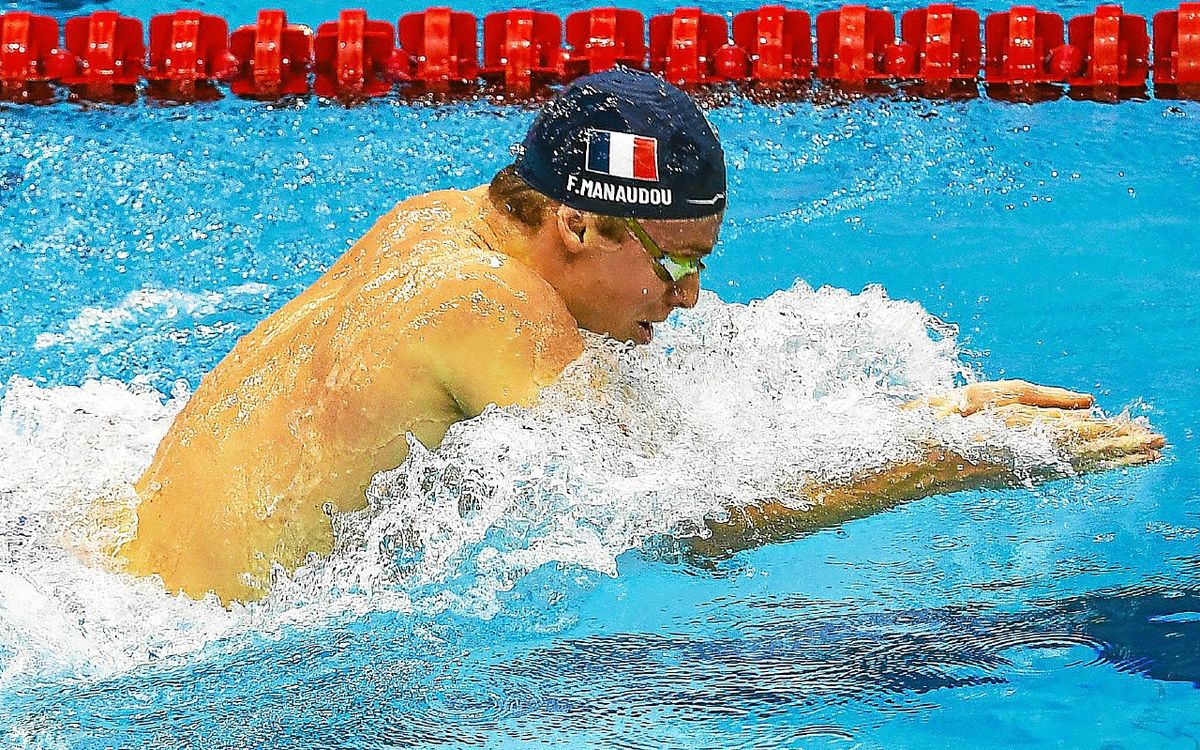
[[415, 262, 583, 418]]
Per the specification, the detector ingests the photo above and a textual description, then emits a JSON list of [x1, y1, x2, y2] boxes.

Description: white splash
[[0, 283, 1068, 684], [0, 377, 239, 687], [33, 283, 273, 350], [283, 284, 1066, 614]]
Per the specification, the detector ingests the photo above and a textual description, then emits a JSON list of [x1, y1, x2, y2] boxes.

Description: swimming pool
[[2, 0, 1199, 746]]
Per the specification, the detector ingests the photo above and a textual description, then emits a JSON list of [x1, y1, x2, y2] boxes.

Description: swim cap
[[513, 67, 726, 220]]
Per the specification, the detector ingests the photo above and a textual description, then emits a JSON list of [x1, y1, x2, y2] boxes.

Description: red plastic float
[[983, 6, 1073, 84], [8, 3, 1200, 102], [565, 8, 646, 77], [1066, 5, 1148, 89], [1153, 2, 1200, 87], [313, 9, 405, 98], [398, 7, 478, 90], [61, 11, 144, 99], [0, 12, 75, 100], [146, 10, 238, 99], [898, 4, 981, 81], [731, 5, 813, 83], [650, 8, 745, 84], [815, 5, 898, 83], [480, 10, 565, 94], [229, 10, 312, 98]]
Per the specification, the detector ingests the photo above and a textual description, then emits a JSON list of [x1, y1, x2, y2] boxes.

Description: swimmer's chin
[[619, 322, 656, 345], [632, 321, 654, 344]]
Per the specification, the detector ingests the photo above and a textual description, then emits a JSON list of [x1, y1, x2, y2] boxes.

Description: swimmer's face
[[551, 206, 722, 344]]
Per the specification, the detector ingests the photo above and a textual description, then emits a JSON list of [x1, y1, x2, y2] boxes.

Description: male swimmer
[[116, 68, 1163, 604]]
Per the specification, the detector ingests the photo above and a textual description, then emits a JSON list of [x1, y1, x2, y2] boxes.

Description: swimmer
[[116, 69, 1164, 604]]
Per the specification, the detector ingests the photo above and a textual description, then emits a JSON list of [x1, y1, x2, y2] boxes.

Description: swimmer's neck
[[468, 185, 567, 285], [469, 185, 537, 266], [472, 184, 627, 344]]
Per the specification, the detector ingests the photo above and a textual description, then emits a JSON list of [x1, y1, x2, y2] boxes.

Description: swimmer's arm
[[692, 381, 1165, 556], [692, 448, 1005, 555]]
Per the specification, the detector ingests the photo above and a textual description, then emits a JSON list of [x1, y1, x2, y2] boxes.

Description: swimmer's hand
[[904, 379, 1165, 470], [691, 379, 1164, 556]]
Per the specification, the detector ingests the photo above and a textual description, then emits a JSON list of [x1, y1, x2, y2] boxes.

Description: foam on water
[[0, 377, 237, 686], [0, 283, 1071, 685], [31, 283, 273, 352]]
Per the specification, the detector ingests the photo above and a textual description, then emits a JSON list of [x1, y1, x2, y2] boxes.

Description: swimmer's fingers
[[900, 394, 948, 413], [991, 402, 1163, 442], [1009, 381, 1093, 411], [959, 380, 1093, 416], [908, 380, 1093, 418], [1077, 417, 1166, 449], [1091, 449, 1163, 469], [990, 403, 1166, 470], [903, 390, 974, 417], [990, 404, 1093, 430], [1070, 435, 1164, 471]]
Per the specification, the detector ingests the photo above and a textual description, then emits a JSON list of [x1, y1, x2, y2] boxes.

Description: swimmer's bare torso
[[119, 186, 583, 603]]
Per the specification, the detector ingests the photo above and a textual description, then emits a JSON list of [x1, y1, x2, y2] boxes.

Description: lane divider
[[1, 4, 1199, 103]]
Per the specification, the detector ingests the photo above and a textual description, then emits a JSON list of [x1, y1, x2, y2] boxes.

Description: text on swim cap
[[566, 174, 674, 207]]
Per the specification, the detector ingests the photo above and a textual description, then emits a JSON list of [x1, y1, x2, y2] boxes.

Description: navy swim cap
[[514, 67, 726, 220]]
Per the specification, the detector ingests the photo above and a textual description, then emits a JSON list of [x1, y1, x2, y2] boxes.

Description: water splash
[[32, 283, 273, 351], [0, 283, 1071, 683], [0, 377, 238, 686], [284, 283, 1067, 613]]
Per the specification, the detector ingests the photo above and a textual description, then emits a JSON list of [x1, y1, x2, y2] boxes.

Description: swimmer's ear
[[552, 205, 588, 255]]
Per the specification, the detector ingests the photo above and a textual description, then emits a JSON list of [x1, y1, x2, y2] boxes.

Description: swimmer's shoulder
[[418, 246, 581, 347], [409, 248, 583, 413], [400, 186, 572, 332], [376, 186, 489, 238], [319, 187, 487, 282]]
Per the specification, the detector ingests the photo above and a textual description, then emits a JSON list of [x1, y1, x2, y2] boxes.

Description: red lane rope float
[[984, 5, 1073, 85], [1154, 1, 1200, 93], [0, 12, 74, 101], [399, 7, 478, 91], [313, 9, 405, 97], [2, 4, 1200, 102], [1067, 4, 1149, 90], [147, 10, 239, 100], [480, 9, 564, 95], [898, 4, 981, 84], [229, 10, 312, 98], [565, 8, 646, 77], [649, 8, 738, 85], [815, 5, 903, 84], [732, 5, 813, 83], [61, 11, 144, 101]]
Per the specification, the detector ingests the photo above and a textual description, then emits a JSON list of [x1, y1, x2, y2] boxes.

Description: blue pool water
[[1, 0, 1199, 747]]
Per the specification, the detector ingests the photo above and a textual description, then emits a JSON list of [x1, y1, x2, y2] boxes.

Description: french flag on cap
[[585, 129, 660, 182]]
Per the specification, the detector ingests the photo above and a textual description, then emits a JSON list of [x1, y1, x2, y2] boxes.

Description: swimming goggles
[[622, 217, 705, 284]]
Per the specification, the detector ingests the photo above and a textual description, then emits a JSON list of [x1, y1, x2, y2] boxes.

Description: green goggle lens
[[622, 217, 703, 284], [658, 254, 700, 283]]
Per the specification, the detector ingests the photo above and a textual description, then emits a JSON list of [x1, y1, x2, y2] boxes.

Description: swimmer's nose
[[670, 273, 701, 309]]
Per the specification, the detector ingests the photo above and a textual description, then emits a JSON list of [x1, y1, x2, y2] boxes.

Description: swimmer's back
[[120, 186, 583, 602]]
